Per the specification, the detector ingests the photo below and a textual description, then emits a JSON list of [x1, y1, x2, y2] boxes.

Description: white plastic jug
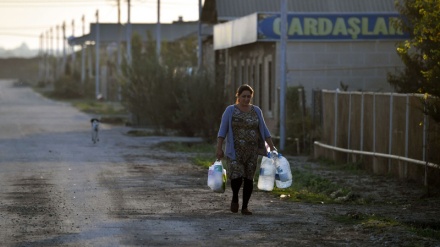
[[207, 160, 227, 193], [257, 154, 276, 191], [275, 154, 292, 189]]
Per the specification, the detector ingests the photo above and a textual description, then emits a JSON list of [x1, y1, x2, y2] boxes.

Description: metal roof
[[69, 21, 199, 46], [202, 0, 397, 23]]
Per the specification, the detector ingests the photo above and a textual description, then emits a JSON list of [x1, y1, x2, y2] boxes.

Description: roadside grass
[[71, 100, 128, 124], [156, 142, 215, 153], [71, 100, 127, 115], [314, 157, 365, 174], [331, 213, 440, 241], [33, 88, 129, 124], [155, 142, 215, 169], [409, 224, 440, 241], [157, 142, 440, 241], [155, 141, 360, 204], [331, 213, 400, 228], [126, 129, 165, 137], [270, 167, 360, 204]]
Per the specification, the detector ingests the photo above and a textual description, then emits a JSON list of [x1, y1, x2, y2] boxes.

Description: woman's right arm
[[216, 106, 231, 160], [216, 137, 225, 160]]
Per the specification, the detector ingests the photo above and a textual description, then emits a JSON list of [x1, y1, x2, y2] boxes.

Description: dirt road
[[0, 79, 439, 246]]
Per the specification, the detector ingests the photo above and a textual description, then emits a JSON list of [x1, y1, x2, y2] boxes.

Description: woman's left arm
[[255, 105, 277, 152]]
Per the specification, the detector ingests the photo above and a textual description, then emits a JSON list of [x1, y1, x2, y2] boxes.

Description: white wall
[[277, 40, 404, 107]]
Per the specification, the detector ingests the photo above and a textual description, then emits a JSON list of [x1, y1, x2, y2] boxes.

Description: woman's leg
[[230, 177, 243, 203], [230, 177, 242, 213], [242, 178, 253, 210]]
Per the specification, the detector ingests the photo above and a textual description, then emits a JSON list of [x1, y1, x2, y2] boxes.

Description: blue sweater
[[217, 105, 272, 160]]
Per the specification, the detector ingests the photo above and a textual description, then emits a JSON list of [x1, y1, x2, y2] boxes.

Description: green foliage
[[120, 31, 226, 140], [191, 156, 213, 169], [409, 224, 440, 241], [268, 167, 356, 204], [285, 86, 313, 154], [51, 74, 83, 99], [155, 141, 215, 153], [332, 213, 440, 241], [388, 0, 440, 122], [71, 100, 126, 115], [171, 71, 226, 139], [331, 213, 400, 227], [126, 129, 157, 137], [154, 141, 215, 168]]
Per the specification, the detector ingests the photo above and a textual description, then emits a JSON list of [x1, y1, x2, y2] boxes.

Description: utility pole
[[279, 0, 287, 151], [39, 33, 44, 82], [49, 27, 53, 58], [156, 0, 161, 60], [126, 0, 131, 64], [56, 25, 59, 58], [197, 0, 202, 71], [45, 30, 49, 83], [71, 19, 76, 74], [62, 21, 67, 76], [81, 15, 86, 84], [56, 25, 60, 79], [117, 0, 122, 101], [117, 0, 122, 72], [95, 10, 101, 99], [50, 27, 53, 82]]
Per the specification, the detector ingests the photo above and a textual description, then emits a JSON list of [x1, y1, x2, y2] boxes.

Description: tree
[[388, 0, 440, 122], [119, 31, 226, 140]]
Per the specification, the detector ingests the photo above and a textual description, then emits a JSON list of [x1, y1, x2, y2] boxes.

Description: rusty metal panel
[[213, 0, 397, 22]]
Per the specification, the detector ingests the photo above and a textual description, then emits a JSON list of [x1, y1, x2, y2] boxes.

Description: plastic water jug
[[275, 154, 292, 189], [257, 153, 276, 191], [207, 160, 227, 193]]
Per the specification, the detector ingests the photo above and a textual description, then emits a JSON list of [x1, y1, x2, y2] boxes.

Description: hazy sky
[[0, 0, 201, 50]]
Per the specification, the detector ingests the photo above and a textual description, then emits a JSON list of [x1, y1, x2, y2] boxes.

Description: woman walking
[[216, 84, 276, 215]]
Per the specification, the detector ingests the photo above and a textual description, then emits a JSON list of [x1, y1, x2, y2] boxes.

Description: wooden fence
[[314, 90, 440, 186]]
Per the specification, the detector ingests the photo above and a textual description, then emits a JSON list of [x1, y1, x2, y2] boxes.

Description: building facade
[[202, 0, 407, 134]]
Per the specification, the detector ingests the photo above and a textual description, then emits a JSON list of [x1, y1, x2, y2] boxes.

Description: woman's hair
[[235, 84, 254, 104]]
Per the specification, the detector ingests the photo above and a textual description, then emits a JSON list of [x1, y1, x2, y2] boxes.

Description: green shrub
[[285, 86, 313, 154], [52, 75, 82, 99], [120, 32, 226, 141]]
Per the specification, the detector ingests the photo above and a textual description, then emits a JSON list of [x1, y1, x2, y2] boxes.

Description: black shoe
[[241, 208, 252, 215], [231, 202, 239, 213]]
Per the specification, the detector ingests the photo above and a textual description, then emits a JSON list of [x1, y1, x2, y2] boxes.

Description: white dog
[[90, 118, 100, 144]]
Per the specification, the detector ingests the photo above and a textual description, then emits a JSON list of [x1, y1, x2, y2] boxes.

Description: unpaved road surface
[[0, 79, 439, 246]]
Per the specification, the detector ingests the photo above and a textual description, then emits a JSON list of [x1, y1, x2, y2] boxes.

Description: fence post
[[334, 91, 338, 147], [360, 93, 364, 153], [388, 93, 394, 173], [403, 95, 409, 178], [333, 90, 338, 161], [347, 92, 352, 163], [423, 108, 429, 187], [373, 93, 378, 173]]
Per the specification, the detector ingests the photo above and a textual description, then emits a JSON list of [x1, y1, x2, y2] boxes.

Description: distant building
[[68, 20, 199, 100], [70, 21, 198, 47]]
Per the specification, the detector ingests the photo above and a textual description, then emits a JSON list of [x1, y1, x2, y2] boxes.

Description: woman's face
[[238, 90, 253, 106]]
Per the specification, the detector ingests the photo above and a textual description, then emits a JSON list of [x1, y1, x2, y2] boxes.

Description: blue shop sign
[[257, 13, 409, 41]]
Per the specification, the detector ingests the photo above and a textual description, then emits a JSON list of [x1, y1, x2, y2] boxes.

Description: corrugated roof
[[202, 0, 397, 23]]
